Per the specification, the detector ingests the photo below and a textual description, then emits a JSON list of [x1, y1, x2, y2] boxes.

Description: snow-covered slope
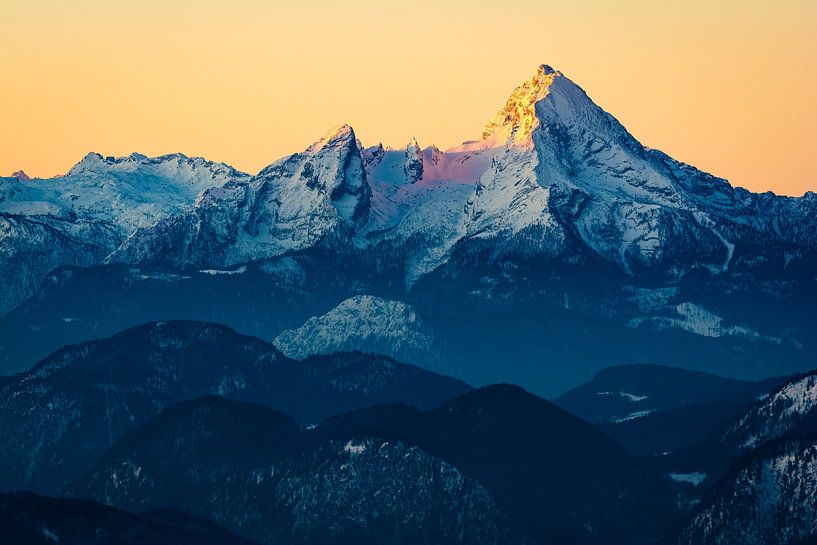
[[273, 295, 433, 363], [721, 371, 817, 451], [1, 152, 247, 232], [0, 215, 120, 315], [360, 140, 495, 285], [111, 126, 371, 267], [628, 302, 782, 342]]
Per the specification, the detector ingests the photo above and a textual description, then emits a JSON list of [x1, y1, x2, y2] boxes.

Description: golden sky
[[1, 0, 815, 196]]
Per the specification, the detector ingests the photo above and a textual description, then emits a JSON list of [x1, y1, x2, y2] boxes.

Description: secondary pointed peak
[[66, 152, 104, 175], [404, 137, 424, 183], [309, 124, 357, 153]]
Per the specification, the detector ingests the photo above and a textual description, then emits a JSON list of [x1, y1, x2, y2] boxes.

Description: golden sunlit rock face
[[482, 65, 558, 143]]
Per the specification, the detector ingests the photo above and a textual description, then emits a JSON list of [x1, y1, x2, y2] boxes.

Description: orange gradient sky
[[1, 0, 815, 195]]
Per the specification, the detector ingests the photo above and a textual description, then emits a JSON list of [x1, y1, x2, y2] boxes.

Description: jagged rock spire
[[404, 137, 424, 183]]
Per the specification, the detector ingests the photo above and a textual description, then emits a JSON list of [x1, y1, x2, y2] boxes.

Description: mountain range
[[1, 64, 815, 395]]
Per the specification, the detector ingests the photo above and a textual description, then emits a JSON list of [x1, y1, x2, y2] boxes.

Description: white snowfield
[[627, 302, 783, 342], [0, 153, 249, 314]]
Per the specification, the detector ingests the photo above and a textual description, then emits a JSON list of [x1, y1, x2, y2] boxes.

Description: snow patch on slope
[[628, 302, 781, 343], [597, 391, 649, 402]]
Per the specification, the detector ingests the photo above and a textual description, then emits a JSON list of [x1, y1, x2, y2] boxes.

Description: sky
[[1, 0, 815, 196]]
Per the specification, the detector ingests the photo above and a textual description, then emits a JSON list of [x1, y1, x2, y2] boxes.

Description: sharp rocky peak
[[404, 137, 424, 183], [308, 124, 357, 152]]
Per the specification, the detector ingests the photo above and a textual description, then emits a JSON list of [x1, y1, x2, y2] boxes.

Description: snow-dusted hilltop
[[675, 433, 817, 545], [273, 295, 433, 363]]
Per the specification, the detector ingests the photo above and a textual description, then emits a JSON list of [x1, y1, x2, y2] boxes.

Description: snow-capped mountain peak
[[66, 151, 105, 175]]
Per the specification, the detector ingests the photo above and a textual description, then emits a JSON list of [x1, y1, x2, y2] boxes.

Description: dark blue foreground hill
[[0, 491, 258, 545], [74, 388, 677, 545], [0, 320, 469, 494], [72, 395, 529, 545], [555, 364, 788, 456]]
